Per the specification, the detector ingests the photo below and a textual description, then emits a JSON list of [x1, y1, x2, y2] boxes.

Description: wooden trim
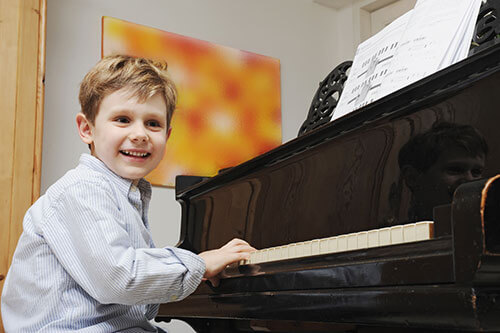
[[0, 0, 46, 330], [33, 0, 47, 201]]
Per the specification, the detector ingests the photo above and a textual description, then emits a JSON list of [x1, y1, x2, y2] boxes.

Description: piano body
[[156, 36, 500, 332]]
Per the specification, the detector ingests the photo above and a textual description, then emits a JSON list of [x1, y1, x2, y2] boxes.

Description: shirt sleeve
[[40, 177, 205, 305]]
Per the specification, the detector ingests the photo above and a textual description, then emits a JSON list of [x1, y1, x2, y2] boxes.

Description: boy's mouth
[[120, 150, 151, 158]]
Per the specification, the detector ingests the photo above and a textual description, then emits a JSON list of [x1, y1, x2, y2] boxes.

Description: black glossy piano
[[156, 10, 500, 332]]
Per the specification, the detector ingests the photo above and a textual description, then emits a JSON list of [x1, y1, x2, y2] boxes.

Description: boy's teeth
[[122, 150, 148, 157]]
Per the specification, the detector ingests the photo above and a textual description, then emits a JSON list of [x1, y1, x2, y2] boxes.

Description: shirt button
[[170, 295, 178, 301], [130, 185, 137, 192]]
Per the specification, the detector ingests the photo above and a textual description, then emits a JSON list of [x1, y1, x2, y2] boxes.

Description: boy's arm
[[40, 179, 205, 305]]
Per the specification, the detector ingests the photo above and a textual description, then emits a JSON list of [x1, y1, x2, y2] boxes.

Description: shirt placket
[[128, 184, 143, 222]]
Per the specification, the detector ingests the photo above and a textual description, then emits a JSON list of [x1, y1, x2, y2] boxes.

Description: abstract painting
[[102, 17, 282, 187]]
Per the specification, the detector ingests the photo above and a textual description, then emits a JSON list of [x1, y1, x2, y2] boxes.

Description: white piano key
[[295, 242, 306, 258], [261, 249, 269, 262], [337, 235, 348, 252], [246, 251, 254, 264], [415, 221, 434, 241], [357, 231, 368, 249], [303, 241, 312, 256], [319, 238, 329, 254], [268, 247, 276, 261], [251, 251, 260, 264], [279, 246, 288, 260], [275, 247, 283, 261], [328, 237, 338, 253], [288, 243, 297, 258], [311, 239, 320, 255], [403, 223, 416, 242], [390, 225, 404, 245], [379, 227, 391, 246], [367, 230, 379, 248], [347, 233, 357, 250]]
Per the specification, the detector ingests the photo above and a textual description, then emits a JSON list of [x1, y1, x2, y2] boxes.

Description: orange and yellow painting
[[102, 17, 281, 187]]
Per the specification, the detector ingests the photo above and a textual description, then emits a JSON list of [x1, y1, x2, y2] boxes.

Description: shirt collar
[[78, 153, 152, 200]]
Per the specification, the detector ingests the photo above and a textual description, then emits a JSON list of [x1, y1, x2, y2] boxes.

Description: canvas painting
[[102, 17, 282, 187]]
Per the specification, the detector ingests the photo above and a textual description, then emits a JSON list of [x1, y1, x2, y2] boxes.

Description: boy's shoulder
[[45, 155, 116, 201]]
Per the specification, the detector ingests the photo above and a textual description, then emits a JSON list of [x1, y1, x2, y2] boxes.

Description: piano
[[156, 8, 500, 332]]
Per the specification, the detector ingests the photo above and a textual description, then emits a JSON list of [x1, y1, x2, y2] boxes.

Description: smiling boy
[[1, 55, 254, 332]]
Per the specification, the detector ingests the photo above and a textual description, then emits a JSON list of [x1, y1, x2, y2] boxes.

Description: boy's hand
[[198, 238, 255, 287]]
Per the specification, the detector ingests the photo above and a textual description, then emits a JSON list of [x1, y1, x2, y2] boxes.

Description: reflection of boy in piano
[[398, 122, 488, 222], [1, 55, 254, 332]]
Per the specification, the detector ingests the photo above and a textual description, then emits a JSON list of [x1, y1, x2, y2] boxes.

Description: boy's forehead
[[99, 87, 168, 115]]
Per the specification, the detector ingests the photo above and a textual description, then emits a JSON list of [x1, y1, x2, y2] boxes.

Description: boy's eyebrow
[[108, 108, 168, 122]]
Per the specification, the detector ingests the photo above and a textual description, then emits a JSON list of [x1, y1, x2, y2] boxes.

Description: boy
[[398, 121, 488, 221], [1, 55, 254, 332]]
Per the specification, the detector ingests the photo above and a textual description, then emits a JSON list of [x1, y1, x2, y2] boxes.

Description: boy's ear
[[167, 127, 172, 140], [76, 113, 94, 145]]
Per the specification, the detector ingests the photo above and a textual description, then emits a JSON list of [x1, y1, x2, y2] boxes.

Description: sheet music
[[332, 0, 483, 123], [384, 0, 482, 95], [333, 10, 412, 121]]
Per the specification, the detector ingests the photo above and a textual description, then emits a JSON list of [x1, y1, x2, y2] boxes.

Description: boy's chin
[[115, 167, 150, 181]]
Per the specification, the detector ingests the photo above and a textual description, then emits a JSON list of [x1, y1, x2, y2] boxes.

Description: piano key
[[403, 224, 416, 242], [279, 245, 288, 260], [347, 233, 358, 250], [319, 238, 329, 254], [269, 247, 279, 261], [311, 240, 320, 255], [338, 235, 348, 252], [302, 241, 312, 256], [367, 230, 379, 248], [390, 225, 404, 245], [415, 221, 434, 240], [328, 237, 338, 253], [357, 231, 368, 249], [379, 227, 391, 246], [295, 242, 306, 258], [288, 243, 297, 258], [240, 222, 434, 265]]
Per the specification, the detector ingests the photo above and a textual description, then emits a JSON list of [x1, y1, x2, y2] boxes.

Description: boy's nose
[[129, 125, 148, 143]]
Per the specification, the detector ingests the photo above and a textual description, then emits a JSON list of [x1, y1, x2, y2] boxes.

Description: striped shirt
[[1, 154, 205, 332]]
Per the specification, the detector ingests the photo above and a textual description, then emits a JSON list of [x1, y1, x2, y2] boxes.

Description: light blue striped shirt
[[1, 154, 205, 332]]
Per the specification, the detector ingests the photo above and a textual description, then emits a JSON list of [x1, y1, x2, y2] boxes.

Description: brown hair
[[79, 55, 177, 127]]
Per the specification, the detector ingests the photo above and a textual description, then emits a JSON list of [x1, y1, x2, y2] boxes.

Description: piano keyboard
[[240, 221, 434, 265]]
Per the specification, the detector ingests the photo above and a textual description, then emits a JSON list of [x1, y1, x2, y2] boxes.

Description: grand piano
[[156, 5, 500, 332]]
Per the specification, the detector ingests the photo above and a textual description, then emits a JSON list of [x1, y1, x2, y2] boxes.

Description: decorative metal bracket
[[470, 0, 500, 55], [298, 61, 352, 136]]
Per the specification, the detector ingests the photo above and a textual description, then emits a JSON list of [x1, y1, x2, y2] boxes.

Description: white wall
[[42, 0, 348, 331]]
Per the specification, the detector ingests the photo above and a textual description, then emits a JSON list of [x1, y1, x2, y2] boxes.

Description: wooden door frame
[[0, 0, 46, 330]]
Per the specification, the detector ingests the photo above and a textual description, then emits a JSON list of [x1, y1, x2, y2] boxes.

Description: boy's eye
[[146, 120, 161, 127], [115, 117, 129, 123], [444, 166, 465, 175], [471, 168, 483, 178]]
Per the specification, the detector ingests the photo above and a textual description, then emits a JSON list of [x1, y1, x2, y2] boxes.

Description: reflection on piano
[[156, 19, 500, 333]]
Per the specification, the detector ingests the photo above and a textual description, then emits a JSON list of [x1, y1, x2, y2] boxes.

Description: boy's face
[[77, 87, 169, 180], [408, 145, 485, 219]]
